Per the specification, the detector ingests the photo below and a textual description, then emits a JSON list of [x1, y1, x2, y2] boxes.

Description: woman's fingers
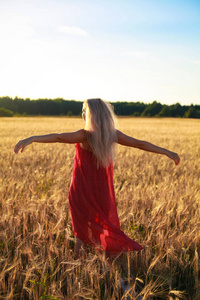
[[14, 141, 25, 154], [174, 153, 180, 165], [14, 143, 20, 153]]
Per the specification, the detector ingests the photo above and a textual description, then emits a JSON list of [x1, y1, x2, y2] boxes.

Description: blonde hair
[[84, 98, 117, 167]]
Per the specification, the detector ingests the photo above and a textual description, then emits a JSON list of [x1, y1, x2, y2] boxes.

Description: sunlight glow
[[0, 0, 199, 105]]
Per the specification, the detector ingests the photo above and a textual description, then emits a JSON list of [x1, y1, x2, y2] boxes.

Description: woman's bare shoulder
[[56, 129, 86, 143], [80, 129, 92, 150]]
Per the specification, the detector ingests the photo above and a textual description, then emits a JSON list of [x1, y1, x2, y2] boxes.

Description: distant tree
[[0, 107, 14, 117], [67, 111, 73, 116], [170, 103, 185, 117], [132, 111, 140, 116], [157, 105, 172, 117], [112, 101, 146, 116], [141, 101, 163, 117], [184, 107, 200, 118]]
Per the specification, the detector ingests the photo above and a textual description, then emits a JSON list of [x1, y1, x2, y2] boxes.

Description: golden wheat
[[0, 117, 199, 299]]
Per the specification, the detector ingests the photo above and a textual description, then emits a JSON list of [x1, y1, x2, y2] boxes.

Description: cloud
[[57, 25, 88, 37]]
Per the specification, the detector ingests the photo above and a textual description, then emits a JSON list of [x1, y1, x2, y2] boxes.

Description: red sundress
[[68, 143, 143, 253]]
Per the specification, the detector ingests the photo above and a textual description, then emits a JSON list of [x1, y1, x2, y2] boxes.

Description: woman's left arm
[[117, 130, 180, 165]]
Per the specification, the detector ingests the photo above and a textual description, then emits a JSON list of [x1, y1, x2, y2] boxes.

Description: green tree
[[170, 103, 185, 117], [0, 107, 14, 117], [157, 105, 172, 117], [67, 111, 73, 116], [141, 101, 162, 117], [184, 107, 200, 118]]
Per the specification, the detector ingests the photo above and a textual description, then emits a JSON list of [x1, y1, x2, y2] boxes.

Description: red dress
[[68, 143, 143, 253]]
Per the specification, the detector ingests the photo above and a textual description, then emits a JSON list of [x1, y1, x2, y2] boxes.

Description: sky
[[0, 0, 199, 105]]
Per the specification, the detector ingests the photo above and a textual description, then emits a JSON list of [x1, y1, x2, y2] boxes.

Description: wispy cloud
[[57, 25, 88, 37]]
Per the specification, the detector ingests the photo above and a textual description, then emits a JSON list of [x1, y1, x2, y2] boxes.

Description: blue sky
[[0, 0, 199, 105]]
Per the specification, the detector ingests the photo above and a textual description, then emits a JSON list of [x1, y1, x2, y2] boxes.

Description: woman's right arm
[[14, 129, 85, 153]]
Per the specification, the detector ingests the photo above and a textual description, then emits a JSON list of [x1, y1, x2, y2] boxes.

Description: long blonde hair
[[84, 98, 117, 167]]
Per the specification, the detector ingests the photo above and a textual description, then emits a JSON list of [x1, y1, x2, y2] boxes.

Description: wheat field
[[0, 117, 200, 299]]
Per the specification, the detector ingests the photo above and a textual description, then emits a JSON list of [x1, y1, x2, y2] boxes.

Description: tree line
[[0, 96, 200, 118]]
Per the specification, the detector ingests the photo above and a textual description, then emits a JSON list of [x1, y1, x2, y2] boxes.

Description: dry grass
[[0, 117, 199, 299]]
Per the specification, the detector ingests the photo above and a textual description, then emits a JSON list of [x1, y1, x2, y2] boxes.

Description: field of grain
[[0, 117, 200, 299]]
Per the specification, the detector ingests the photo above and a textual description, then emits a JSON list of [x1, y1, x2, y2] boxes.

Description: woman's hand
[[14, 137, 33, 154], [168, 151, 180, 165]]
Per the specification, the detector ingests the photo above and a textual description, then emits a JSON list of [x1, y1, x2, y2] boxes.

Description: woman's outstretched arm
[[117, 130, 180, 165], [14, 129, 85, 154]]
